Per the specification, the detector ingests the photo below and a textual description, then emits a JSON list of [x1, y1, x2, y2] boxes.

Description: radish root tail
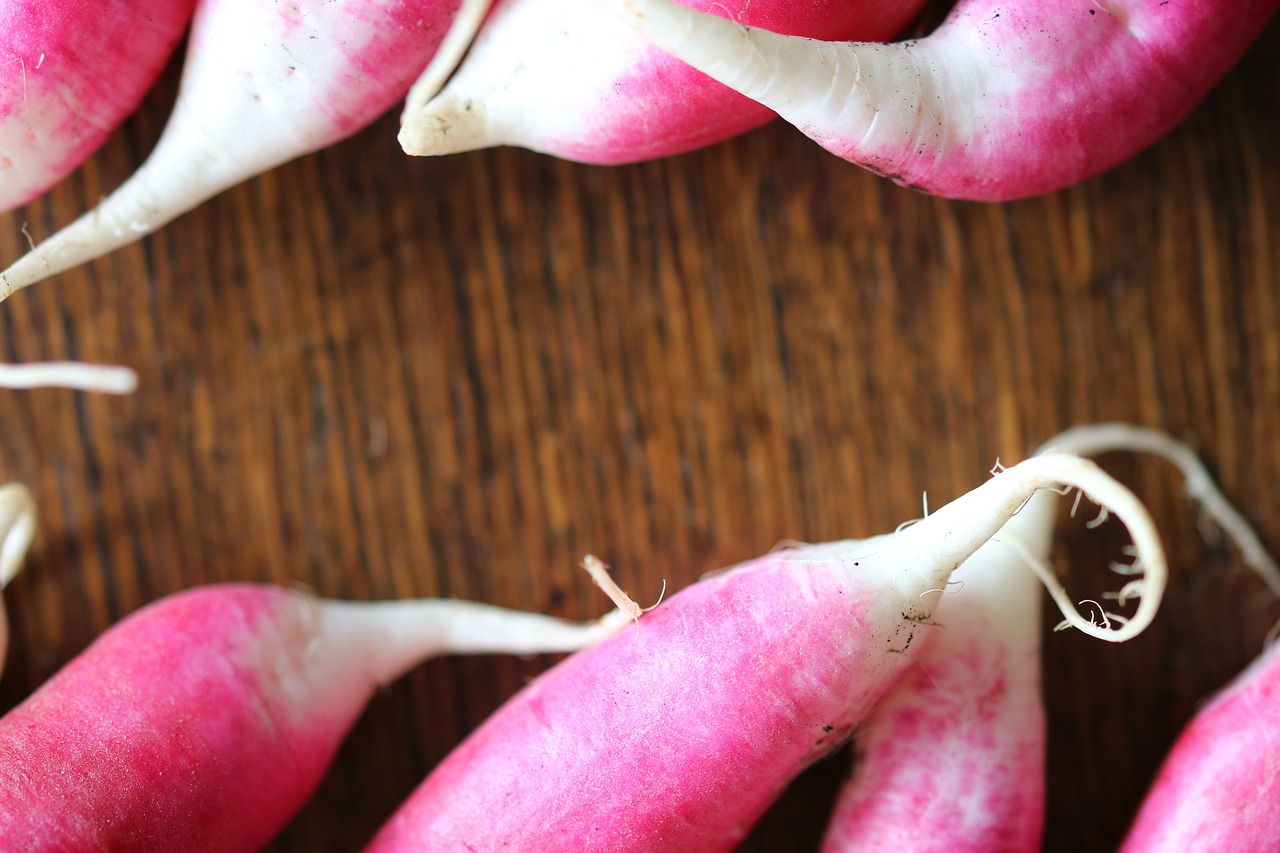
[[0, 362, 138, 394], [996, 453, 1166, 643], [1041, 424, 1280, 597]]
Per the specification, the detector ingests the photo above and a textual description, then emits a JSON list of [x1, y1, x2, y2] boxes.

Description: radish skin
[[1118, 642, 1280, 851], [0, 482, 35, 677], [398, 0, 925, 164], [365, 454, 1166, 851], [0, 0, 196, 211], [616, 0, 1280, 199], [0, 0, 488, 299], [0, 584, 622, 851]]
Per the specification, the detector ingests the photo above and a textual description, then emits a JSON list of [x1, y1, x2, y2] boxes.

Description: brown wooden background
[[1, 17, 1278, 853]]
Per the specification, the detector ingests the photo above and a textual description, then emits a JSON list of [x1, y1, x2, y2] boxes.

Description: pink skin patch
[[0, 587, 348, 851], [365, 551, 931, 852], [822, 626, 1045, 852], [308, 0, 463, 141], [0, 0, 196, 207], [1119, 644, 1280, 850]]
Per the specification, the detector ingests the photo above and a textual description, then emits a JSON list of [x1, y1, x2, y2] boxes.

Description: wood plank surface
[[1, 17, 1279, 852]]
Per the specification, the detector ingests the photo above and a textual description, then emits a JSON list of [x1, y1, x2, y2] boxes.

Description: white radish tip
[[0, 482, 36, 589], [398, 0, 497, 157], [0, 362, 139, 395], [399, 93, 490, 157]]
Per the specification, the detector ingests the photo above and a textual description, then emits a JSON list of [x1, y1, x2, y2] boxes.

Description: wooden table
[[2, 20, 1278, 853]]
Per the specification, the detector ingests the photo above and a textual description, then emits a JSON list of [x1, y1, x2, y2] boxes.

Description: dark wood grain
[[1, 19, 1278, 853]]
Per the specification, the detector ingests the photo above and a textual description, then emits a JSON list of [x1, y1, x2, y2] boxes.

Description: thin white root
[[0, 483, 36, 588], [0, 361, 138, 394], [991, 454, 1166, 643], [402, 0, 496, 121], [1040, 424, 1280, 598], [894, 517, 920, 534]]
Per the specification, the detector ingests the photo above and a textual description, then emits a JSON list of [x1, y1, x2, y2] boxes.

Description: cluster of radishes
[[2, 0, 1276, 305], [2, 0, 1279, 849], [0, 425, 1276, 849]]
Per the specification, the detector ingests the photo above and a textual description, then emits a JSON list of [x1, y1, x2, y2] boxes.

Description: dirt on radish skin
[[616, 0, 1279, 200], [364, 453, 1166, 851], [0, 584, 622, 851], [0, 0, 196, 212], [398, 0, 926, 164], [0, 0, 484, 300]]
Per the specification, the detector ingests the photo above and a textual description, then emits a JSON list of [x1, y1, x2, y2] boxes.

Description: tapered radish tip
[[400, 95, 488, 157]]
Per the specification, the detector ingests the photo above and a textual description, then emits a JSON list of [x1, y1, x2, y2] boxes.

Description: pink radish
[[397, 0, 926, 164], [0, 481, 35, 677], [821, 424, 1279, 852], [1119, 639, 1280, 851], [0, 583, 622, 850], [615, 0, 1279, 200], [0, 0, 491, 299], [365, 452, 1166, 851], [0, 0, 195, 212]]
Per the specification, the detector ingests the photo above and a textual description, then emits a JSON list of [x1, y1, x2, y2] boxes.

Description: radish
[[1119, 640, 1280, 851], [614, 0, 1279, 199], [0, 583, 624, 850], [365, 452, 1167, 851], [397, 0, 926, 164], [0, 481, 35, 677], [821, 424, 1279, 852], [0, 0, 491, 299], [0, 0, 195, 212]]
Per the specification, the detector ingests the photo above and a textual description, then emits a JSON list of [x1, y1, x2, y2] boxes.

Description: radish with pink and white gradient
[[397, 0, 927, 164], [0, 583, 621, 851], [0, 0, 195, 212], [819, 487, 1053, 852], [616, 0, 1279, 199], [365, 452, 1166, 851], [0, 0, 486, 300]]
